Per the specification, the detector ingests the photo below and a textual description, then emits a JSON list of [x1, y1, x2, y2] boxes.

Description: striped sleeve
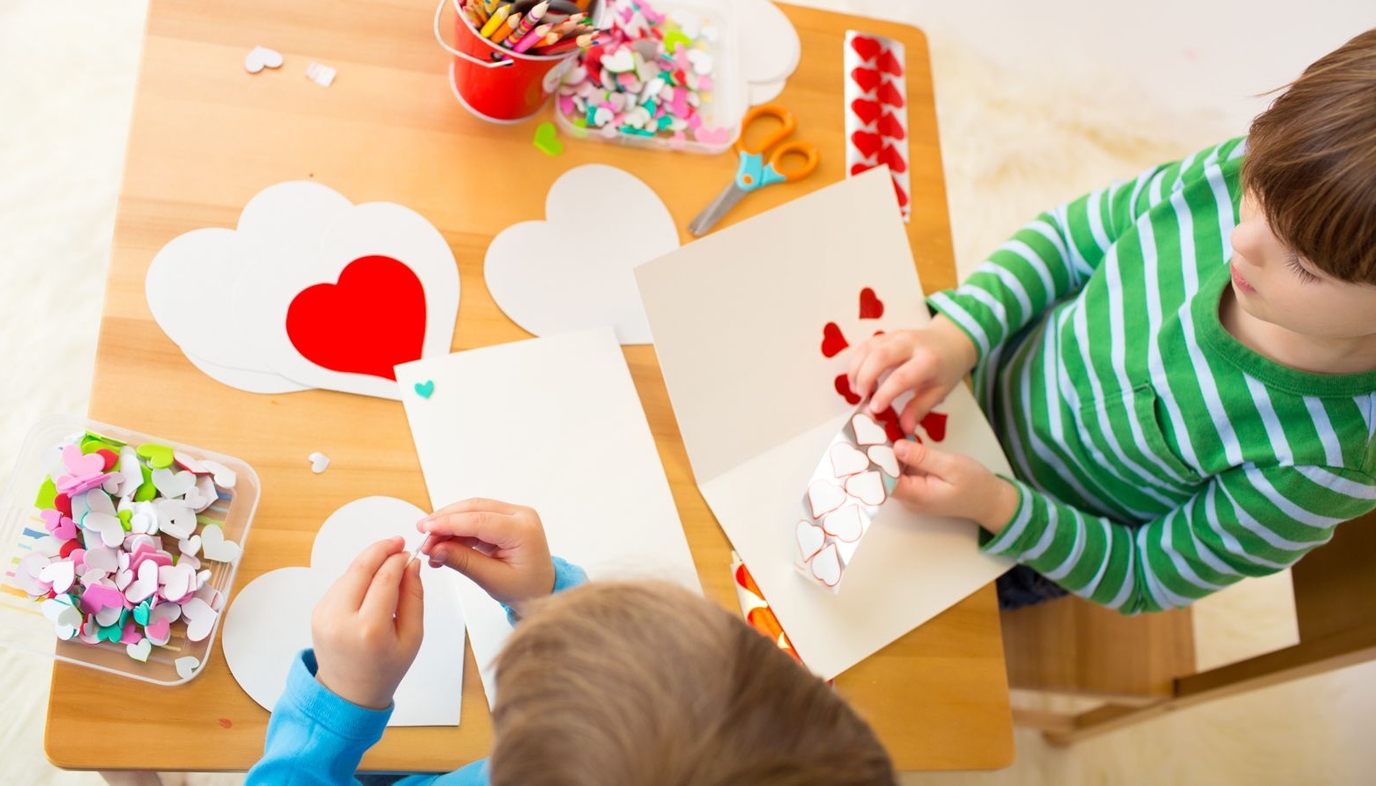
[[982, 463, 1376, 613]]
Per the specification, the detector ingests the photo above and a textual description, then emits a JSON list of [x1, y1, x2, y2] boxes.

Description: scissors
[[688, 104, 821, 237]]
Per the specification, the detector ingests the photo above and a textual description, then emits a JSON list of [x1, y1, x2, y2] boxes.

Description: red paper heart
[[876, 111, 905, 140], [834, 374, 861, 405], [877, 80, 905, 109], [879, 142, 907, 174], [919, 411, 948, 442], [850, 162, 878, 176], [851, 66, 882, 94], [821, 321, 849, 358], [877, 49, 903, 76], [859, 287, 884, 319], [874, 406, 905, 443], [850, 35, 882, 63], [892, 177, 910, 208], [851, 98, 882, 126], [286, 255, 427, 382], [851, 130, 883, 159]]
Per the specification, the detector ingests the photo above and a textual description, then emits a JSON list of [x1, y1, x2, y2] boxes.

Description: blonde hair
[[1245, 27, 1376, 284], [489, 581, 897, 786]]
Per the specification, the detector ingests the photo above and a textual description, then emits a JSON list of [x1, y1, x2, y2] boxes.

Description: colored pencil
[[505, 0, 548, 46], [512, 23, 553, 53], [531, 32, 597, 56], [479, 4, 510, 38], [491, 12, 522, 44]]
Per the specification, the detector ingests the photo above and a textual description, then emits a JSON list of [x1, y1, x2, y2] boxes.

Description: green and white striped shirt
[[929, 138, 1376, 613]]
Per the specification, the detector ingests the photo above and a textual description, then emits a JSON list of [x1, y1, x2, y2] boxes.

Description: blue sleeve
[[246, 650, 395, 786], [500, 555, 588, 624]]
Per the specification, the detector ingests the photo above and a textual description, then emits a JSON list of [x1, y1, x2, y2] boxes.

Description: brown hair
[[1244, 27, 1376, 284], [488, 581, 897, 786]]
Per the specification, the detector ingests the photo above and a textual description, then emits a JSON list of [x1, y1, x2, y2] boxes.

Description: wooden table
[[47, 0, 1013, 773]]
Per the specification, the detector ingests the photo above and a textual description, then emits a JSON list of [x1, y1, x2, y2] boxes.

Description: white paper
[[483, 166, 679, 345], [737, 0, 800, 88], [634, 169, 1013, 679], [221, 496, 466, 726], [396, 328, 700, 705]]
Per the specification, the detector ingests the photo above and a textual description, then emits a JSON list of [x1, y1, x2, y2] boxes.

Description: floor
[[2, 1, 1375, 783]]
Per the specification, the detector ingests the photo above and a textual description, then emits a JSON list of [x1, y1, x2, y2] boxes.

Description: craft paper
[[635, 168, 1013, 679], [396, 328, 700, 705], [221, 496, 466, 726], [484, 166, 679, 345], [146, 181, 460, 399]]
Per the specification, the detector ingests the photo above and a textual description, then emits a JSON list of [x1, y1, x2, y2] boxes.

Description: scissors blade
[[689, 183, 750, 237]]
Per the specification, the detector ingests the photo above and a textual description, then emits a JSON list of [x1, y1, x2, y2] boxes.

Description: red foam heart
[[851, 162, 878, 176], [877, 49, 903, 76], [851, 98, 882, 126], [859, 287, 884, 319], [877, 80, 905, 109], [851, 36, 882, 63], [892, 177, 910, 208], [851, 130, 883, 159], [286, 255, 427, 382], [834, 374, 860, 405], [876, 111, 905, 140], [851, 66, 882, 94], [55, 493, 71, 518], [920, 411, 948, 442], [879, 142, 907, 174], [95, 449, 118, 472], [821, 321, 849, 358], [874, 406, 905, 443]]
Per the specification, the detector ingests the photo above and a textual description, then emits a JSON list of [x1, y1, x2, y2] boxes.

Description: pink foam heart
[[806, 480, 847, 518], [845, 471, 888, 506], [796, 520, 826, 562], [851, 413, 888, 446], [81, 583, 125, 615], [810, 544, 843, 587], [868, 445, 899, 478], [145, 617, 172, 646], [695, 127, 731, 146], [61, 444, 105, 477], [829, 442, 870, 478], [822, 505, 866, 543]]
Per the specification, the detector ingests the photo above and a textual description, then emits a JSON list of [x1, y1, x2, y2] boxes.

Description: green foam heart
[[133, 464, 157, 502], [35, 477, 57, 510], [414, 380, 436, 399], [533, 122, 563, 157], [118, 509, 133, 531], [137, 443, 175, 468]]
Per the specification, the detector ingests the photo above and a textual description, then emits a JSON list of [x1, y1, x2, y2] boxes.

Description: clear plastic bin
[[0, 416, 259, 685], [553, 0, 742, 154]]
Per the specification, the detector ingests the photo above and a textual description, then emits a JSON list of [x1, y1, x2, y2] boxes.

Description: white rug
[[2, 2, 1373, 784]]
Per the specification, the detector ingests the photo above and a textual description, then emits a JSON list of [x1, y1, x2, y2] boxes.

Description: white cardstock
[[634, 168, 1013, 680], [737, 0, 800, 91], [221, 496, 466, 726], [484, 166, 679, 345], [396, 328, 700, 706]]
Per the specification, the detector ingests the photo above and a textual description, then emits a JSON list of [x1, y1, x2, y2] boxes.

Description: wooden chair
[[1001, 510, 1376, 745]]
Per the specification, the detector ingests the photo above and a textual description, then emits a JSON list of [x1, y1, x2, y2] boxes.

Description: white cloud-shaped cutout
[[484, 165, 680, 345]]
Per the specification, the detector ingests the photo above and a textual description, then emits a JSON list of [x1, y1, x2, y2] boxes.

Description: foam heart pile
[[13, 429, 244, 673], [795, 409, 900, 590], [844, 31, 911, 219], [145, 181, 460, 400]]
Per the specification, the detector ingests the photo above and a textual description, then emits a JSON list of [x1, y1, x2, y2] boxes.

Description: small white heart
[[851, 413, 888, 445], [175, 655, 200, 680], [83, 511, 126, 549], [243, 45, 283, 74], [822, 505, 867, 543], [829, 442, 870, 477], [95, 604, 124, 628], [159, 562, 197, 602], [199, 460, 238, 490], [179, 535, 202, 556], [308, 452, 331, 474], [126, 637, 152, 663], [200, 524, 242, 564], [845, 470, 888, 506], [174, 451, 207, 473], [601, 48, 636, 73], [38, 559, 76, 594], [41, 597, 82, 639], [115, 568, 134, 591], [806, 480, 847, 518], [810, 544, 843, 587], [152, 467, 198, 498], [868, 445, 899, 477], [83, 547, 119, 573], [125, 560, 161, 605], [181, 597, 218, 642], [686, 49, 714, 75], [149, 601, 182, 626], [795, 520, 825, 562], [154, 498, 197, 540]]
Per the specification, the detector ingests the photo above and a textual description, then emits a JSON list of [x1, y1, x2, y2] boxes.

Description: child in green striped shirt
[[848, 28, 1376, 613]]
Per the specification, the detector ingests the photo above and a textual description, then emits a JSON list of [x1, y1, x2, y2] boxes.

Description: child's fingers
[[418, 533, 483, 556], [394, 559, 425, 646], [869, 357, 930, 415], [419, 510, 519, 548], [852, 340, 911, 401], [424, 498, 523, 522], [431, 540, 509, 595], [359, 551, 410, 623], [335, 537, 407, 608]]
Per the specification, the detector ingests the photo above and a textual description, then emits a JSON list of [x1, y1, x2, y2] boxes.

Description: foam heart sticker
[[850, 36, 882, 63], [845, 471, 888, 506], [200, 524, 242, 564], [829, 443, 870, 478], [806, 480, 847, 518], [286, 255, 425, 382], [852, 413, 888, 445], [84, 512, 126, 549], [796, 520, 825, 562], [821, 322, 849, 358], [152, 468, 197, 499], [867, 445, 899, 477], [127, 638, 152, 663], [243, 45, 283, 74], [810, 544, 843, 587], [851, 98, 883, 126], [859, 287, 884, 320], [822, 505, 866, 542], [39, 560, 75, 594], [852, 67, 882, 94], [125, 560, 160, 605], [920, 411, 948, 442], [877, 80, 905, 109], [852, 130, 883, 159], [876, 111, 905, 141], [175, 656, 200, 681], [834, 374, 861, 405]]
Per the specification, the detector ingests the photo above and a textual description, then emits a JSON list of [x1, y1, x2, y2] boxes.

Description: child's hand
[[847, 315, 978, 432], [417, 499, 556, 616], [312, 536, 425, 711], [892, 440, 1020, 533]]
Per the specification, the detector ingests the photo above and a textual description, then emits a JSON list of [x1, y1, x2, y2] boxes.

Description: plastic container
[[552, 0, 743, 153], [0, 416, 259, 685]]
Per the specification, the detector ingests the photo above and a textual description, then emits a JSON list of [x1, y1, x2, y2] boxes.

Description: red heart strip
[[876, 111, 905, 141], [851, 66, 882, 94], [851, 36, 882, 63], [851, 130, 883, 159], [892, 178, 910, 208], [850, 162, 878, 176], [858, 287, 884, 319], [834, 374, 861, 405], [877, 49, 903, 76], [876, 80, 905, 108], [879, 143, 907, 174], [851, 98, 882, 126], [821, 322, 849, 358]]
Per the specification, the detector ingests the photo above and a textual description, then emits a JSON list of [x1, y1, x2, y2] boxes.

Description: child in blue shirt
[[247, 498, 897, 785]]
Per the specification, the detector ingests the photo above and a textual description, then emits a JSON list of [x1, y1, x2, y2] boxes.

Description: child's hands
[[847, 315, 978, 432], [418, 499, 556, 616], [892, 440, 1019, 533], [312, 536, 425, 711]]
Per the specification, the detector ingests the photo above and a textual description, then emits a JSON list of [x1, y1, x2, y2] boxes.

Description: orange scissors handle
[[765, 140, 820, 182], [734, 103, 798, 155]]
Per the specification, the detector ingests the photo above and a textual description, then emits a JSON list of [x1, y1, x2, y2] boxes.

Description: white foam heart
[[851, 412, 888, 445], [38, 560, 75, 594], [796, 519, 825, 562], [83, 511, 126, 549], [484, 165, 679, 345], [184, 474, 219, 512], [200, 460, 237, 490], [806, 480, 847, 518], [83, 547, 119, 573], [868, 444, 899, 477], [845, 471, 888, 506], [115, 567, 134, 591], [159, 562, 197, 603], [244, 45, 284, 74], [154, 498, 197, 540], [179, 535, 202, 556], [152, 467, 197, 498], [829, 442, 870, 477], [125, 560, 161, 605], [95, 604, 124, 628], [308, 451, 331, 474], [822, 505, 866, 543], [810, 543, 843, 587], [175, 656, 200, 681], [200, 524, 241, 564], [149, 602, 182, 626], [174, 451, 207, 473], [127, 638, 153, 663], [41, 597, 82, 640], [181, 597, 218, 642]]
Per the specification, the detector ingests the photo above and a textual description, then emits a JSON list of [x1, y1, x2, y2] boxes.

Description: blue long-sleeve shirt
[[247, 557, 588, 785]]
